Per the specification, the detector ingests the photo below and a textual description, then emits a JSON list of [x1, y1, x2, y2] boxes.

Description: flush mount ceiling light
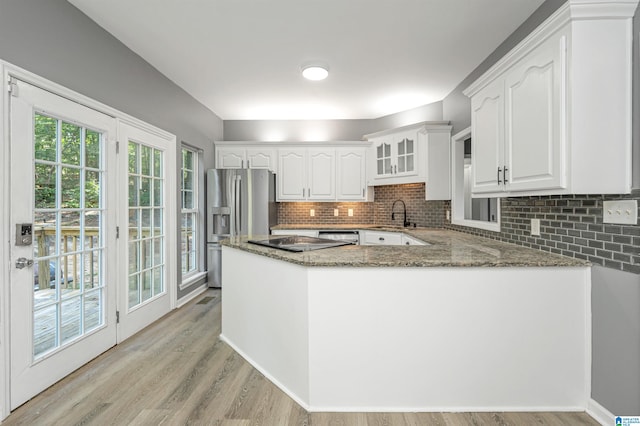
[[302, 65, 329, 81]]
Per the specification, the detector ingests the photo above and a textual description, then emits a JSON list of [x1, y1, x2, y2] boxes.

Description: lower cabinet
[[359, 230, 427, 246]]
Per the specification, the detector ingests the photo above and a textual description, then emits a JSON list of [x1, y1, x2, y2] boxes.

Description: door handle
[[503, 167, 509, 184], [15, 257, 33, 269], [497, 167, 502, 184]]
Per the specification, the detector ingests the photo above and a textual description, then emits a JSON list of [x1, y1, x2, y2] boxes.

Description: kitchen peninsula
[[220, 228, 591, 412]]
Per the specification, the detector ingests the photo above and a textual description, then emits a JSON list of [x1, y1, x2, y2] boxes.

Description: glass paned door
[[128, 141, 164, 309], [33, 113, 106, 358], [117, 121, 175, 343], [10, 78, 117, 410]]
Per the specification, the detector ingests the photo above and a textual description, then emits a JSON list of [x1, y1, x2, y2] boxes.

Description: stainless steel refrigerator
[[206, 169, 276, 287]]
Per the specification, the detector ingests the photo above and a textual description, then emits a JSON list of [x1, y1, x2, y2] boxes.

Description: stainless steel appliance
[[207, 169, 276, 287], [317, 230, 360, 245], [248, 235, 354, 252]]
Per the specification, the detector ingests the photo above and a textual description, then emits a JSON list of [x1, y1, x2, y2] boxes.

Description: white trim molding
[[587, 398, 615, 426]]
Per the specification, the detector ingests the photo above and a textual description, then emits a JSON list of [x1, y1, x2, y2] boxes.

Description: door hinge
[[116, 311, 120, 324], [7, 78, 18, 97], [116, 141, 120, 154], [116, 226, 120, 239]]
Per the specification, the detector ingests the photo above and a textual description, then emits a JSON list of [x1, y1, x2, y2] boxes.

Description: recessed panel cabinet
[[277, 147, 336, 201], [471, 31, 565, 195], [336, 147, 367, 201], [465, 0, 635, 196], [215, 144, 276, 171]]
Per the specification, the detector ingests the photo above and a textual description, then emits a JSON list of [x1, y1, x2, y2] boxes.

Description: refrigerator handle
[[235, 176, 242, 235]]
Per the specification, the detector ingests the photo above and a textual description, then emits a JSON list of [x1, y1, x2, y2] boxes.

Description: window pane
[[35, 164, 57, 209], [60, 122, 81, 166], [85, 130, 100, 169], [34, 114, 57, 162], [85, 170, 100, 208], [154, 149, 162, 177], [61, 167, 81, 208], [128, 142, 138, 173], [141, 145, 152, 176]]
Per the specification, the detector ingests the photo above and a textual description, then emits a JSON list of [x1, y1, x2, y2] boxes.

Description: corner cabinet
[[365, 122, 452, 200], [464, 0, 636, 197], [215, 143, 276, 171]]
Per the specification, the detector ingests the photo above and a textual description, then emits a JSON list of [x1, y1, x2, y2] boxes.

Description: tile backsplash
[[277, 183, 444, 228], [444, 190, 640, 274], [277, 183, 640, 274]]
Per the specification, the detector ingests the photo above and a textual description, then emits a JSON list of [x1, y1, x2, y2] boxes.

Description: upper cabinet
[[215, 143, 276, 171], [276, 144, 369, 202], [464, 0, 637, 197], [277, 147, 335, 201], [365, 122, 452, 200]]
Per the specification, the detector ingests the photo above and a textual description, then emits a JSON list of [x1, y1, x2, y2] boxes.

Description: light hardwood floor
[[4, 289, 600, 425]]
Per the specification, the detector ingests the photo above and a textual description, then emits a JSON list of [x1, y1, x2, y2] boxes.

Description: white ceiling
[[67, 0, 545, 120]]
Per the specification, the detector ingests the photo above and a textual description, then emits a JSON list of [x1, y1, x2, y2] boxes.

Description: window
[[181, 146, 199, 277], [451, 127, 501, 232]]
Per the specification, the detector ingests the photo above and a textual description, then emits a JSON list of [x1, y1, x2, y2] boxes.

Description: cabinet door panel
[[308, 149, 335, 200], [246, 148, 275, 170], [216, 147, 245, 169], [277, 150, 306, 200], [471, 80, 503, 194], [337, 148, 366, 200], [505, 34, 566, 191]]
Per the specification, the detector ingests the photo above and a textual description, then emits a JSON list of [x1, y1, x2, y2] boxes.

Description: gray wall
[[223, 102, 443, 141], [0, 0, 223, 300], [591, 265, 640, 415], [440, 0, 640, 416]]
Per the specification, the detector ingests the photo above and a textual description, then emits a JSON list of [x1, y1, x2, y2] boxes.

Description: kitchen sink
[[248, 235, 354, 252]]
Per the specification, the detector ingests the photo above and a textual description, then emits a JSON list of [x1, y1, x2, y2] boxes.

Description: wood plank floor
[[4, 289, 600, 425]]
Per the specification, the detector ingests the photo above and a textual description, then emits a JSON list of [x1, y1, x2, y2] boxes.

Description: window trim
[[180, 145, 202, 281], [450, 127, 501, 232]]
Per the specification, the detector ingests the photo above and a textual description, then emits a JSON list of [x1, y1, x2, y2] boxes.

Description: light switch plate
[[309, 209, 315, 217], [603, 200, 638, 224], [531, 218, 540, 236], [348, 208, 353, 217]]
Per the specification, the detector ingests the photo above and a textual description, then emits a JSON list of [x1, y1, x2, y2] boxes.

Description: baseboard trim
[[587, 398, 614, 426], [176, 283, 208, 308], [219, 334, 311, 411]]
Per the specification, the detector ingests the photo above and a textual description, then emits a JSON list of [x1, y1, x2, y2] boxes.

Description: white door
[[337, 148, 366, 200], [307, 148, 335, 200], [471, 78, 504, 194], [117, 122, 176, 342], [9, 79, 118, 409], [504, 32, 566, 192], [277, 149, 306, 200]]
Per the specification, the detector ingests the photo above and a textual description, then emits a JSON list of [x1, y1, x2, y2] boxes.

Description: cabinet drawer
[[361, 231, 402, 245]]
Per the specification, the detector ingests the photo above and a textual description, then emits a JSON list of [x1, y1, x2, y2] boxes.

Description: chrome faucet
[[391, 199, 410, 227]]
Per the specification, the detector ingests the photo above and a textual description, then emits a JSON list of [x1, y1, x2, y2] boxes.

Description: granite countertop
[[222, 227, 589, 268]]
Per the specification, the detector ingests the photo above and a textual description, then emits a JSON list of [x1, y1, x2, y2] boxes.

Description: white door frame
[[0, 61, 177, 420]]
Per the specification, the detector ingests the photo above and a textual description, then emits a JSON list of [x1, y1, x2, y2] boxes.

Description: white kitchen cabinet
[[277, 148, 335, 201], [401, 234, 427, 246], [360, 230, 403, 246], [470, 30, 565, 195], [215, 143, 276, 171], [365, 122, 452, 200], [464, 0, 636, 196], [336, 147, 367, 201]]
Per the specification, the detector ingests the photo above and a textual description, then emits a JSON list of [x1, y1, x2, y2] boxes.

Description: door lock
[[15, 257, 33, 269], [15, 223, 33, 246]]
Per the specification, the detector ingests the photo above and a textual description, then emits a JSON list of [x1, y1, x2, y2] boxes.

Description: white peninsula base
[[221, 246, 591, 412]]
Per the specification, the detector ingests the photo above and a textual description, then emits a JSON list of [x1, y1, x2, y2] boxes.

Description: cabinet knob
[[379, 237, 385, 241]]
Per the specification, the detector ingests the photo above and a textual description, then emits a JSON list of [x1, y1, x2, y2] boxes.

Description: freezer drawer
[[207, 244, 222, 288]]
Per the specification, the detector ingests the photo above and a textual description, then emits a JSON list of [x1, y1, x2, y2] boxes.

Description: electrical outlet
[[348, 208, 353, 217], [446, 210, 450, 221], [334, 209, 339, 216], [309, 209, 315, 217], [531, 218, 540, 236], [603, 200, 638, 224]]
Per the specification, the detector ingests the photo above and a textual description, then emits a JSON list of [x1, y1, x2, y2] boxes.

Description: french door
[[116, 122, 175, 342], [8, 78, 176, 409], [9, 79, 118, 409]]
